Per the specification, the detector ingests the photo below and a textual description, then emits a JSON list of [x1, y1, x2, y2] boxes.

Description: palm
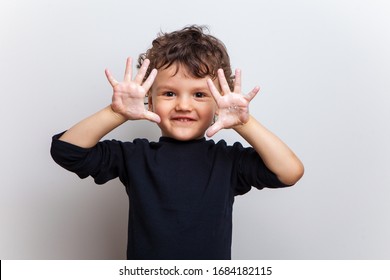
[[110, 81, 148, 119], [105, 57, 160, 123], [215, 92, 250, 125], [206, 69, 259, 137]]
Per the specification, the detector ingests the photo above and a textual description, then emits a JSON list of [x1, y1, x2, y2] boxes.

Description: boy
[[51, 25, 304, 259]]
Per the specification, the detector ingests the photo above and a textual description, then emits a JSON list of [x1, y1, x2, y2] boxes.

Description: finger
[[143, 111, 161, 123], [206, 121, 224, 138], [142, 68, 158, 90], [244, 86, 260, 102], [105, 69, 119, 87], [217, 69, 231, 95], [233, 69, 241, 93], [207, 78, 222, 104], [134, 59, 150, 84], [124, 57, 133, 82]]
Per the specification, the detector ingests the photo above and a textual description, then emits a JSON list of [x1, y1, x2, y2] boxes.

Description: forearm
[[59, 105, 127, 148], [234, 115, 304, 185]]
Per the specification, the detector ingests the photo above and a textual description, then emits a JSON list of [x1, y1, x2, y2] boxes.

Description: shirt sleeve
[[231, 142, 290, 195], [50, 132, 129, 185]]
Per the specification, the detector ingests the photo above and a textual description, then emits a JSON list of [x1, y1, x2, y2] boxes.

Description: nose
[[175, 95, 193, 111]]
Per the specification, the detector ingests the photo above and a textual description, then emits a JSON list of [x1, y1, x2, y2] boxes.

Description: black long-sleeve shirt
[[51, 133, 288, 259]]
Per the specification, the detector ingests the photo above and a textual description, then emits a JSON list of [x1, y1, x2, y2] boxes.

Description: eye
[[194, 92, 206, 98], [163, 91, 175, 97]]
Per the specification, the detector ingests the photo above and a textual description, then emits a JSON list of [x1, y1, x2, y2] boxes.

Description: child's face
[[149, 64, 218, 141]]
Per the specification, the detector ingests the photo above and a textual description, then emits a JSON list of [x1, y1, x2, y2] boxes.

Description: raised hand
[[206, 69, 260, 137], [105, 57, 160, 123]]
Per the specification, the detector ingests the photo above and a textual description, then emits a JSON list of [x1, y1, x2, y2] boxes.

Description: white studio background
[[0, 0, 389, 259]]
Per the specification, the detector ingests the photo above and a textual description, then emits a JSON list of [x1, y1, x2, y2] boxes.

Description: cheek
[[209, 101, 218, 115], [152, 100, 170, 117], [201, 103, 217, 120], [149, 95, 164, 114]]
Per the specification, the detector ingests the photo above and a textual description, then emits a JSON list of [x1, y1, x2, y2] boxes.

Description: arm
[[206, 69, 304, 186], [59, 105, 127, 148], [234, 116, 304, 186], [59, 57, 160, 148]]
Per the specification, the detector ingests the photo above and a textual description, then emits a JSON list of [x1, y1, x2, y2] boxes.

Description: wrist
[[108, 105, 128, 123], [233, 115, 253, 132]]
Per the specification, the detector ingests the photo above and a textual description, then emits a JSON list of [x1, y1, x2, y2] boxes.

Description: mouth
[[172, 118, 194, 122], [170, 116, 197, 124], [171, 116, 196, 122]]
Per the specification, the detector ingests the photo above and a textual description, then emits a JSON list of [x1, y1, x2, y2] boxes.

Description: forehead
[[152, 63, 212, 89]]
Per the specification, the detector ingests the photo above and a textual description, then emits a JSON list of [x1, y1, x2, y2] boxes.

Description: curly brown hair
[[137, 25, 234, 90]]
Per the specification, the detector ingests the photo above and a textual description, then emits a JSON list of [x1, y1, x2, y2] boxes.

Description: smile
[[172, 118, 195, 122], [171, 115, 196, 122]]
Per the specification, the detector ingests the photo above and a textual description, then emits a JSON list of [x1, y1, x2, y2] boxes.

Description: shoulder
[[208, 139, 255, 159], [108, 137, 163, 152], [101, 137, 154, 147], [212, 139, 249, 152]]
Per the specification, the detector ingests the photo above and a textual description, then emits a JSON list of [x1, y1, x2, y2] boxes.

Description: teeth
[[174, 118, 192, 122]]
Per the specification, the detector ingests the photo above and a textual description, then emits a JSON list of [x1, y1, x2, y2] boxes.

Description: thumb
[[206, 121, 223, 138], [143, 111, 161, 123]]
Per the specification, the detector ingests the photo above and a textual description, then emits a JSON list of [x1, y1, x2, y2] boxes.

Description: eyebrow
[[154, 84, 210, 92]]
